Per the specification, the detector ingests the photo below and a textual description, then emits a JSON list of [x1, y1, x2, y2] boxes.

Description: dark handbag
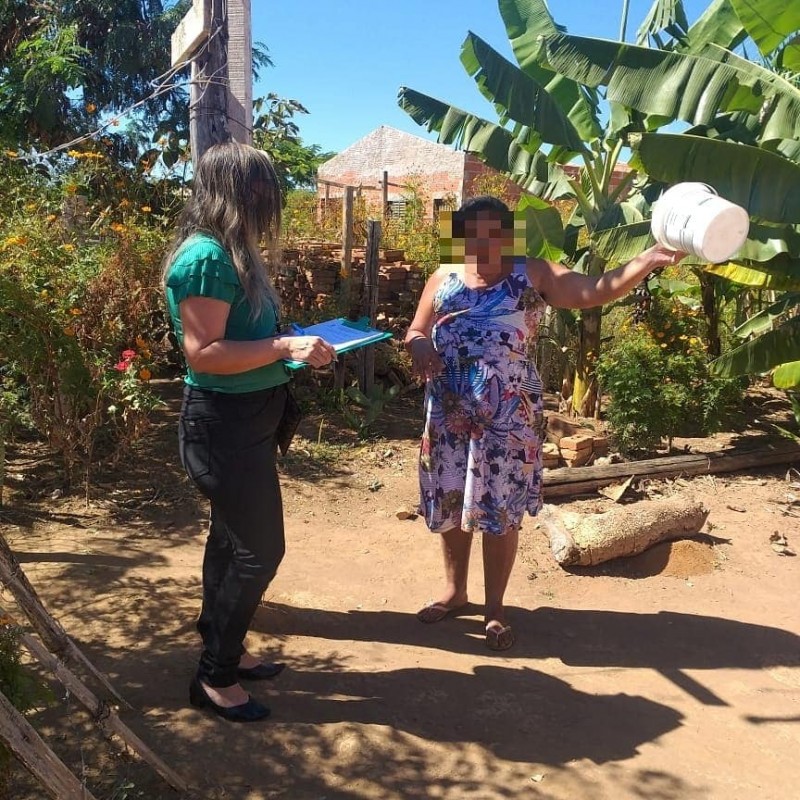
[[275, 384, 303, 456]]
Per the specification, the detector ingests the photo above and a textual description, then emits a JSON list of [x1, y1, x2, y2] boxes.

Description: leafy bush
[[598, 298, 745, 454]]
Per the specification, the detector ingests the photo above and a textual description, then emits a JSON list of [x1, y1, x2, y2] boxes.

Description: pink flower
[[114, 361, 129, 371], [121, 349, 137, 360]]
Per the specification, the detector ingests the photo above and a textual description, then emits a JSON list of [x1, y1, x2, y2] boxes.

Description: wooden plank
[[0, 689, 96, 800], [17, 625, 188, 793], [341, 186, 354, 279], [171, 0, 210, 66], [227, 0, 252, 145], [0, 534, 127, 706], [382, 170, 388, 219], [543, 439, 800, 499]]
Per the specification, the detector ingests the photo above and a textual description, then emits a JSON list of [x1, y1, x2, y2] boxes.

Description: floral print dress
[[419, 258, 547, 536]]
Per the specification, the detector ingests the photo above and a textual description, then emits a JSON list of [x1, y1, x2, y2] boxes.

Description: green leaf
[[737, 223, 800, 263], [592, 221, 655, 263], [397, 87, 571, 199], [704, 261, 800, 291], [460, 32, 588, 154], [733, 293, 800, 339], [729, 0, 800, 58], [497, 0, 602, 142], [680, 0, 747, 54], [636, 133, 800, 225], [636, 0, 689, 46], [542, 34, 800, 141], [710, 317, 800, 377], [783, 41, 800, 72], [517, 195, 565, 261]]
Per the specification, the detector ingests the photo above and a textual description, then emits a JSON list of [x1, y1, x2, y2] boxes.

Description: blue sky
[[252, 0, 712, 153]]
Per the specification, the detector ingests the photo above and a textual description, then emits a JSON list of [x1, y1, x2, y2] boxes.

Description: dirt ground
[[2, 381, 799, 800]]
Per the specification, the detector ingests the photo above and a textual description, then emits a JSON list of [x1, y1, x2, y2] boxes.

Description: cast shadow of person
[[255, 602, 800, 707], [273, 660, 685, 768]]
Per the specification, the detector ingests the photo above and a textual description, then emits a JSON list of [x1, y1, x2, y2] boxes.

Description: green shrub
[[597, 305, 745, 454]]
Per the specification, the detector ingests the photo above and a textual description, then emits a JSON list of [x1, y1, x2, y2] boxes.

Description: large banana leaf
[[592, 221, 655, 263], [733, 293, 800, 339], [517, 194, 565, 261], [460, 32, 588, 154], [397, 87, 572, 199], [704, 261, 800, 291], [737, 223, 800, 262], [542, 35, 800, 142], [710, 316, 800, 377], [680, 0, 746, 54], [637, 0, 689, 46], [772, 360, 800, 389], [634, 133, 800, 224], [496, 0, 602, 142], [729, 0, 800, 58]]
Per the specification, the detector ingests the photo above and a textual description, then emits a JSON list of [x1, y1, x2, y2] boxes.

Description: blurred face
[[463, 211, 513, 266]]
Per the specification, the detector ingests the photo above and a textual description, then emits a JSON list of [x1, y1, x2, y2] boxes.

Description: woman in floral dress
[[405, 196, 683, 650]]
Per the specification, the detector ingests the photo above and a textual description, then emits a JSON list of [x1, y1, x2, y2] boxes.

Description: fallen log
[[0, 688, 97, 800], [543, 439, 800, 499], [539, 498, 710, 567]]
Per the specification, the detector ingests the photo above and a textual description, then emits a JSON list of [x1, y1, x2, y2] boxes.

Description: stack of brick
[[541, 413, 610, 469]]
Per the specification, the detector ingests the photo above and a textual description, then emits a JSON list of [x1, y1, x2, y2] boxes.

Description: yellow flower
[[5, 150, 18, 158], [61, 243, 76, 252], [86, 103, 97, 114], [40, 289, 49, 298], [65, 184, 78, 195], [46, 214, 57, 222], [67, 149, 83, 159], [2, 235, 25, 247], [70, 307, 82, 316], [110, 222, 126, 233], [679, 334, 688, 340], [24, 202, 36, 211], [689, 336, 700, 345], [63, 325, 76, 337], [140, 205, 152, 213], [119, 199, 131, 208], [660, 343, 668, 348], [138, 368, 152, 381]]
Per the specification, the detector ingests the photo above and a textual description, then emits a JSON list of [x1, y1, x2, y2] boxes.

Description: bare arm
[[180, 296, 336, 373], [404, 267, 448, 380], [529, 244, 685, 309]]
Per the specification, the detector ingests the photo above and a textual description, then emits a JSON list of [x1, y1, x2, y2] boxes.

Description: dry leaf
[[726, 505, 746, 513], [530, 773, 545, 783], [598, 475, 634, 503]]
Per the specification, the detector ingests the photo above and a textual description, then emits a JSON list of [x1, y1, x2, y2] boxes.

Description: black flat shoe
[[237, 662, 285, 681], [189, 678, 271, 722]]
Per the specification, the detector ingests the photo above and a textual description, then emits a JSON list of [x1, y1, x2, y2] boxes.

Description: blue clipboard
[[283, 317, 392, 370]]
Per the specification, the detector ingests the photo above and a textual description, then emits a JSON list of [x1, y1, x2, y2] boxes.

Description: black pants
[[179, 384, 287, 687]]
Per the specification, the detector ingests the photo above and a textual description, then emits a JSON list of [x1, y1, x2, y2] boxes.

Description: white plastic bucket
[[651, 182, 750, 263]]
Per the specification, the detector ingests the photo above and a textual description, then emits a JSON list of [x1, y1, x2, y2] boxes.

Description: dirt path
[[2, 382, 799, 799]]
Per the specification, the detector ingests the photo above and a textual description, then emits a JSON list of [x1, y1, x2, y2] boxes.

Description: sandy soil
[[2, 381, 799, 800]]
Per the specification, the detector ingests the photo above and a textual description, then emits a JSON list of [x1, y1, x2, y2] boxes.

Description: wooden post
[[341, 186, 354, 279], [0, 689, 97, 800], [358, 220, 381, 394], [382, 170, 389, 220], [227, 0, 252, 145], [189, 0, 229, 168]]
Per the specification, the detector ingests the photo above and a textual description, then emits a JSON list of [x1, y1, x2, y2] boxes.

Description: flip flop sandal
[[416, 601, 468, 624], [485, 622, 516, 651]]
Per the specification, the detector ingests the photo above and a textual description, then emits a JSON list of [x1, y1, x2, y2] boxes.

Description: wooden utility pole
[[172, 0, 253, 168]]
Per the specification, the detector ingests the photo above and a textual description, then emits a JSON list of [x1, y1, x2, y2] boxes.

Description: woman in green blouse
[[164, 142, 335, 722]]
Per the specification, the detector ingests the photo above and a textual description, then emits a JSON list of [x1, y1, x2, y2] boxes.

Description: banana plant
[[541, 0, 800, 388]]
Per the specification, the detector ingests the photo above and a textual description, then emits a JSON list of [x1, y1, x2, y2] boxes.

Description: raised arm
[[529, 244, 685, 309]]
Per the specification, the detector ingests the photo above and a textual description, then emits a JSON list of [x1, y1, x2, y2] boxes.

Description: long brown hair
[[164, 141, 282, 317]]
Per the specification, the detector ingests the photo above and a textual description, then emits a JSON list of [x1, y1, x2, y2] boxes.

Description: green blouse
[[165, 233, 289, 393]]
